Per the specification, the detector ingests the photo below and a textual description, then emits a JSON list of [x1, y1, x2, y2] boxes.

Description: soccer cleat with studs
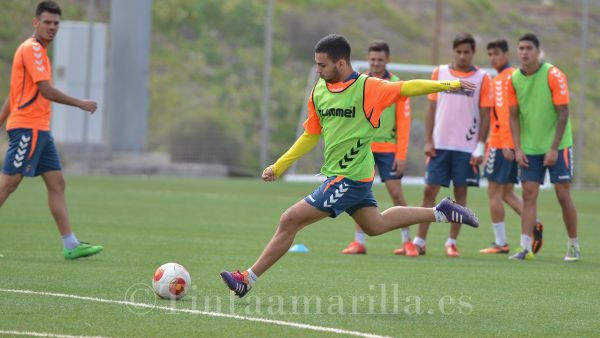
[[509, 249, 534, 261], [531, 222, 543, 254], [220, 270, 251, 298], [342, 241, 366, 254], [63, 242, 103, 260], [480, 242, 510, 254], [435, 197, 480, 228]]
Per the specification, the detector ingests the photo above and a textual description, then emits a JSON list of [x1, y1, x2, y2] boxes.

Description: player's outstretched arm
[[37, 81, 97, 113], [262, 132, 320, 182], [400, 79, 476, 97]]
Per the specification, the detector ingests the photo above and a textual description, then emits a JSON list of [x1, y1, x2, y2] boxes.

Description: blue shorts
[[483, 148, 518, 184], [373, 152, 403, 182], [304, 176, 378, 218], [2, 129, 62, 177], [520, 147, 573, 184], [425, 149, 480, 187]]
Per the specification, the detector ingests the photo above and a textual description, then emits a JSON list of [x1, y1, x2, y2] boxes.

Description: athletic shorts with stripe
[[483, 148, 518, 184], [425, 149, 480, 187], [519, 147, 573, 184], [2, 128, 62, 177], [304, 176, 378, 218], [373, 152, 403, 182]]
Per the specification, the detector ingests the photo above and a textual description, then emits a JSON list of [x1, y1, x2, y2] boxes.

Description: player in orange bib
[[0, 1, 103, 260], [341, 40, 418, 256], [479, 39, 543, 255]]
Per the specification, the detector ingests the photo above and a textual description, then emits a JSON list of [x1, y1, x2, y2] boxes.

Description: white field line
[[0, 330, 109, 338], [0, 288, 392, 338]]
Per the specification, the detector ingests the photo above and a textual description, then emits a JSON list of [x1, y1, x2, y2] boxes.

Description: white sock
[[246, 268, 258, 287], [445, 238, 456, 246], [62, 233, 80, 249], [520, 234, 532, 252], [568, 237, 579, 249], [401, 228, 410, 243], [413, 236, 426, 248], [492, 222, 507, 246], [433, 208, 447, 222], [355, 230, 366, 244]]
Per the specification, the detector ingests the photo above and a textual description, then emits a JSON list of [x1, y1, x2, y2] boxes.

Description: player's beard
[[322, 67, 339, 84]]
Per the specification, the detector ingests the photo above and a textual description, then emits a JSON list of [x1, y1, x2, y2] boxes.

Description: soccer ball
[[152, 262, 192, 300]]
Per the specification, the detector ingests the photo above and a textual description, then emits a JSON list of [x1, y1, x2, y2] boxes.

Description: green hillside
[[1, 0, 599, 184]]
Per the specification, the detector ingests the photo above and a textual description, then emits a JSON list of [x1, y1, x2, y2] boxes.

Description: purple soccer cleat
[[435, 197, 480, 228], [220, 270, 251, 298]]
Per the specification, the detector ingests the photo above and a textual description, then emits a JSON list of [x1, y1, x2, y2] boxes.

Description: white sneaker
[[564, 245, 581, 262]]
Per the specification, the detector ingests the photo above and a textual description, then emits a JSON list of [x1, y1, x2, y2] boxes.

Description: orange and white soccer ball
[[152, 263, 192, 300]]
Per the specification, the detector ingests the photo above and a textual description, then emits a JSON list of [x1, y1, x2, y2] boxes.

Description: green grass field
[[1, 176, 599, 337]]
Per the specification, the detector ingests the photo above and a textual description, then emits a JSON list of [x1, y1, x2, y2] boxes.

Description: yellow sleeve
[[400, 79, 461, 97], [271, 132, 320, 177]]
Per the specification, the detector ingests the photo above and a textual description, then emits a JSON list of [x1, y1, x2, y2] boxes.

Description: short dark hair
[[486, 39, 509, 52], [453, 32, 476, 51], [519, 33, 540, 49], [368, 40, 390, 57], [36, 1, 62, 17], [314, 34, 351, 62]]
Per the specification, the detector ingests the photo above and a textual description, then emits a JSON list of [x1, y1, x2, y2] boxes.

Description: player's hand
[[470, 155, 483, 166], [261, 165, 277, 182], [515, 149, 528, 167], [78, 100, 97, 114], [543, 149, 558, 167], [392, 159, 406, 175], [502, 148, 515, 161], [425, 141, 436, 157], [470, 141, 485, 165], [458, 80, 476, 91]]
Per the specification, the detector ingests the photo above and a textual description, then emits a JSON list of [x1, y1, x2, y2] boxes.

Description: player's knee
[[54, 177, 67, 192], [49, 178, 66, 193], [389, 191, 403, 204], [423, 186, 438, 202], [278, 211, 301, 233], [0, 184, 17, 196], [0, 178, 21, 196], [361, 225, 381, 236], [555, 188, 572, 206], [522, 187, 537, 202], [502, 189, 514, 201], [488, 188, 502, 202]]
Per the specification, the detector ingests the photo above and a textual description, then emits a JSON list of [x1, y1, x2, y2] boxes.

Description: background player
[[413, 32, 492, 257], [341, 40, 418, 257], [508, 33, 579, 261], [480, 39, 543, 255], [0, 1, 103, 260]]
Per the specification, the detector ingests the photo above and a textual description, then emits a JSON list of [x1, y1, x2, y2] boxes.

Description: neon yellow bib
[[312, 74, 375, 180]]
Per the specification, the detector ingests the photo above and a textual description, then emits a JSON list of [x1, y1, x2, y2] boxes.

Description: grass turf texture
[[1, 176, 599, 337]]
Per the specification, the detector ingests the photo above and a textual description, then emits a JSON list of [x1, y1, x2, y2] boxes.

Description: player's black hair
[[519, 33, 540, 49], [36, 1, 62, 17], [368, 40, 390, 57], [486, 39, 509, 52], [314, 34, 351, 62], [453, 32, 476, 51]]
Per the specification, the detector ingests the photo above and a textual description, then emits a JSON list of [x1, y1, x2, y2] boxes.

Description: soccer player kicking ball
[[0, 1, 103, 260], [221, 34, 479, 297], [508, 34, 580, 261]]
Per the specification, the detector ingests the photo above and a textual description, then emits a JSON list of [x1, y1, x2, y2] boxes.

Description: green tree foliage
[[0, 0, 599, 184]]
